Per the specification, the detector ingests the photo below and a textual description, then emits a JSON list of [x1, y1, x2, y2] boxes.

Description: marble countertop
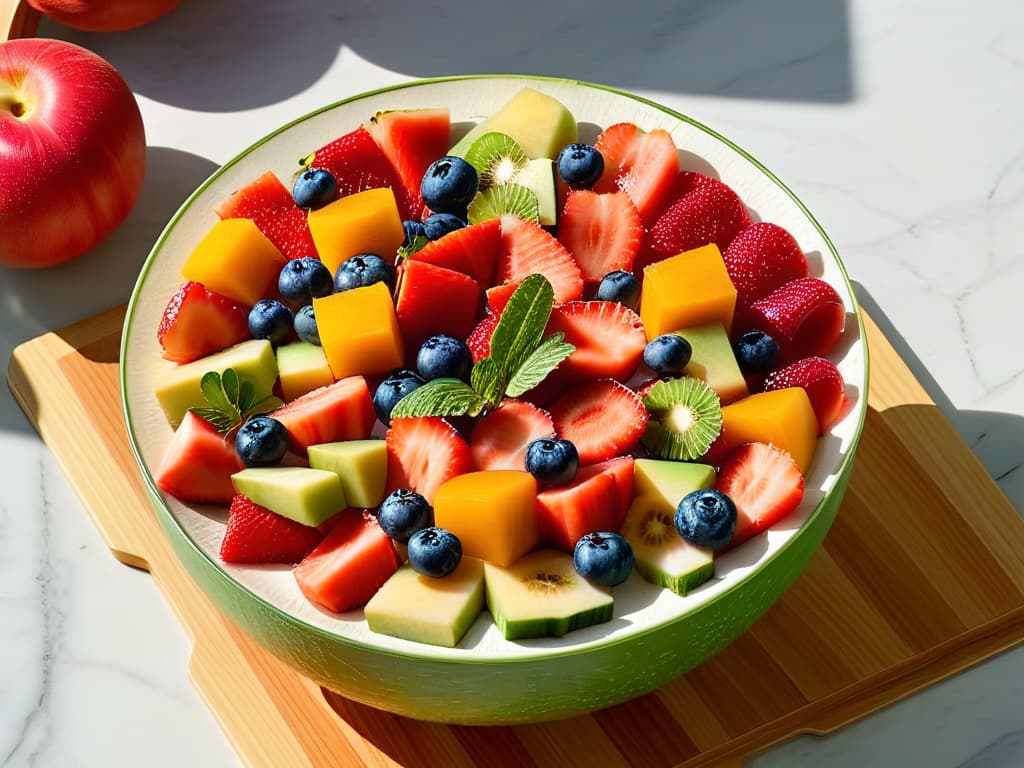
[[2, 1, 1022, 765]]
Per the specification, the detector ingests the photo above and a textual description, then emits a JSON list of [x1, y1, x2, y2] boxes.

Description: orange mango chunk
[[180, 218, 287, 306], [719, 387, 818, 474], [307, 187, 406, 275], [314, 282, 404, 379], [433, 470, 539, 567], [640, 243, 737, 340]]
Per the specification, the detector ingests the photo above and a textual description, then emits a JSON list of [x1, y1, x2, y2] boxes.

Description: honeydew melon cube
[[516, 158, 557, 225], [231, 467, 346, 527], [307, 439, 388, 508], [276, 341, 334, 402], [621, 496, 714, 596], [674, 323, 748, 405], [449, 88, 578, 160], [633, 459, 716, 515]]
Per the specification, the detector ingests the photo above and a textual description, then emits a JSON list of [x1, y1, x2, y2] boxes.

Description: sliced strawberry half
[[723, 222, 808, 321], [593, 123, 680, 227], [395, 260, 482, 353], [409, 218, 501, 287], [157, 281, 250, 364], [715, 442, 805, 547], [220, 494, 324, 565], [385, 416, 473, 503], [498, 214, 583, 304], [764, 356, 846, 434], [549, 379, 648, 465], [747, 277, 845, 362], [154, 411, 244, 504], [215, 171, 319, 261], [365, 108, 450, 219], [558, 190, 643, 284], [466, 313, 499, 363], [485, 281, 519, 315], [469, 399, 555, 472]]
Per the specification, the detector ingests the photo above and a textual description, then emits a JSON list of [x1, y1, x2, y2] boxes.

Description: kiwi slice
[[464, 132, 529, 189], [641, 377, 722, 461], [467, 183, 540, 225], [620, 496, 715, 596]]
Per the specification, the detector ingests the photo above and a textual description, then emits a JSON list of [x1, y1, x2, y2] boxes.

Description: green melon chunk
[[515, 158, 558, 225], [621, 496, 714, 596], [365, 557, 485, 647], [155, 339, 278, 428], [674, 323, 748, 404], [484, 550, 613, 640], [231, 467, 346, 527], [307, 440, 388, 509], [449, 88, 578, 160], [633, 459, 716, 515], [276, 341, 334, 402]]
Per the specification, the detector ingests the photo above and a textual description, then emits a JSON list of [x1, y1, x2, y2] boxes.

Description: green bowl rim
[[120, 73, 870, 664]]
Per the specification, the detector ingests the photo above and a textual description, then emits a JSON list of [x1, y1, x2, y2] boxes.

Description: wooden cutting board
[[9, 307, 1024, 768]]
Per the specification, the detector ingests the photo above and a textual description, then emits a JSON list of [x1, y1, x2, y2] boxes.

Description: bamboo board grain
[[9, 307, 1024, 768]]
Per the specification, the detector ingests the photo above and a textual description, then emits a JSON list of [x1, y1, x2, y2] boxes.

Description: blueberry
[[248, 299, 293, 344], [372, 368, 425, 426], [292, 167, 337, 209], [674, 489, 737, 550], [643, 334, 692, 377], [377, 488, 433, 543], [403, 219, 426, 245], [294, 304, 320, 345], [573, 531, 634, 587], [556, 143, 604, 188], [734, 330, 780, 373], [234, 416, 289, 467], [422, 212, 467, 241], [278, 257, 333, 305], [420, 156, 478, 215], [525, 438, 579, 486], [416, 334, 472, 382], [595, 270, 642, 310], [407, 526, 462, 578], [333, 253, 396, 293]]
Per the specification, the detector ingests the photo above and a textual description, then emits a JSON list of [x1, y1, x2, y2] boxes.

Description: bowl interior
[[122, 75, 866, 662]]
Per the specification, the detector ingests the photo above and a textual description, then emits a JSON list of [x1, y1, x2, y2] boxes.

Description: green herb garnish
[[396, 234, 429, 261], [188, 368, 264, 436]]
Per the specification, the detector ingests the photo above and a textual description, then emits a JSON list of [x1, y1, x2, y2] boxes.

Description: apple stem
[[10, 101, 25, 118]]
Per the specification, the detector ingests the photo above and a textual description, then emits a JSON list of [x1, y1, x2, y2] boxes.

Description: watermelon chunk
[[220, 494, 324, 565], [154, 411, 244, 504], [366, 108, 451, 220], [395, 260, 482, 353], [535, 457, 634, 552], [409, 218, 501, 287], [215, 171, 319, 261], [270, 376, 375, 456]]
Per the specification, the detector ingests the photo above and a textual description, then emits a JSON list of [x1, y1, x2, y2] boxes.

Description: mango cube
[[307, 187, 406, 275], [675, 322, 748, 404], [314, 282, 404, 379], [640, 244, 737, 340], [308, 439, 388, 508], [276, 341, 335, 402], [180, 218, 287, 306], [433, 471, 538, 567], [719, 387, 818, 474]]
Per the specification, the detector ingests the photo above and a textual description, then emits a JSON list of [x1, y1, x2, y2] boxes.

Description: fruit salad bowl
[[121, 75, 867, 724]]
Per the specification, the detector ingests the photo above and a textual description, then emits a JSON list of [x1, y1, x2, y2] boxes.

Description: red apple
[[0, 39, 146, 269], [26, 0, 180, 33]]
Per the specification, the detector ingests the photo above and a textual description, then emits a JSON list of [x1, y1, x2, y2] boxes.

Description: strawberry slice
[[747, 277, 845, 362], [220, 494, 324, 565], [723, 222, 808, 313], [409, 218, 501, 287], [764, 356, 846, 434], [157, 281, 250, 364], [470, 399, 555, 472], [558, 190, 643, 284], [215, 171, 319, 261], [466, 313, 499, 363], [385, 416, 473, 503], [498, 214, 583, 304], [485, 281, 519, 315], [715, 442, 805, 546], [549, 379, 648, 465], [395, 260, 482, 353], [154, 411, 244, 504], [365, 108, 450, 220], [593, 123, 680, 227]]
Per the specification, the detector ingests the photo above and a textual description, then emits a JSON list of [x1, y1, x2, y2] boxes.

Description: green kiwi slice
[[467, 183, 540, 225], [642, 377, 722, 461], [464, 132, 529, 189]]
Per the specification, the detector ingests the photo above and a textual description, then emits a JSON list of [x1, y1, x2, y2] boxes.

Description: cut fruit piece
[[466, 312, 499, 363], [715, 442, 805, 546], [269, 376, 375, 457], [394, 260, 481, 352], [498, 214, 583, 304], [385, 416, 473, 503], [157, 281, 250, 364], [467, 183, 539, 225], [180, 218, 287, 307], [485, 282, 518, 315], [674, 322, 748, 405], [558, 190, 642, 284], [483, 549, 613, 640], [215, 171, 319, 261], [365, 557, 485, 648], [718, 387, 819, 474], [747, 277, 845, 363], [276, 341, 334, 403], [306, 186, 406, 276], [154, 411, 244, 504], [633, 459, 717, 515], [641, 377, 722, 461], [764, 356, 846, 434], [549, 379, 648, 465], [307, 439, 388, 508], [621, 495, 715, 596], [469, 399, 555, 472], [535, 458, 633, 553], [722, 222, 808, 313], [464, 131, 529, 189], [640, 243, 737, 339], [219, 494, 323, 565], [449, 88, 577, 160], [516, 158, 557, 226], [314, 282, 404, 380], [365, 108, 450, 219], [294, 508, 401, 613], [593, 123, 680, 227], [231, 466, 347, 527], [408, 218, 501, 287]]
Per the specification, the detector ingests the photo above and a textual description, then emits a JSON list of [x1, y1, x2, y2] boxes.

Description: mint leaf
[[470, 357, 503, 405], [188, 367, 260, 436], [505, 332, 575, 397], [390, 378, 487, 419], [488, 274, 555, 378], [222, 367, 240, 404], [397, 234, 428, 261], [199, 371, 230, 412]]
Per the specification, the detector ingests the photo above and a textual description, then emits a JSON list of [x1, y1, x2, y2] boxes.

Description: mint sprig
[[397, 234, 429, 261], [390, 274, 574, 419], [188, 368, 263, 436]]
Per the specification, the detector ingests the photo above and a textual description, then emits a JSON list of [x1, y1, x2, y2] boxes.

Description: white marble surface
[[1, 1, 1022, 765]]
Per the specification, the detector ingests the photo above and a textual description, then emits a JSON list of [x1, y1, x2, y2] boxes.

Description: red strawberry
[[157, 281, 250, 364], [470, 399, 555, 471], [385, 417, 473, 503], [409, 218, 501, 287], [215, 171, 319, 261], [365, 108, 450, 219], [466, 313, 499, 362], [558, 190, 643, 284], [220, 494, 324, 565], [593, 123, 680, 227], [764, 356, 846, 434], [498, 215, 583, 304], [747, 277, 845, 362], [723, 222, 808, 313], [394, 260, 482, 352], [549, 379, 648, 465], [485, 281, 519, 315], [715, 442, 805, 547]]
